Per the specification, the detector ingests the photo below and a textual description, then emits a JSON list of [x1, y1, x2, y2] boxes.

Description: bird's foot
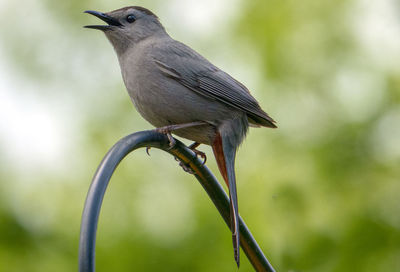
[[188, 142, 206, 165], [192, 148, 207, 165], [155, 127, 176, 149], [174, 157, 195, 174], [180, 162, 195, 174], [176, 142, 206, 174]]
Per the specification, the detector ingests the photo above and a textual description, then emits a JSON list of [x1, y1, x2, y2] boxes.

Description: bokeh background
[[1, 0, 399, 271]]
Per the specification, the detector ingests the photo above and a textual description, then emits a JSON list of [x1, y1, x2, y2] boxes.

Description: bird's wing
[[152, 42, 276, 128]]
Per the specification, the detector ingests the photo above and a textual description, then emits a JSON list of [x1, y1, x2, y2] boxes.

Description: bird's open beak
[[84, 10, 122, 30]]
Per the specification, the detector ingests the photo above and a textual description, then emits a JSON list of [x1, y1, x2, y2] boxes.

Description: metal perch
[[78, 130, 275, 272]]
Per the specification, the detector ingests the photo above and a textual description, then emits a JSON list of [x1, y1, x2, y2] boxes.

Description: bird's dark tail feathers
[[212, 132, 240, 267]]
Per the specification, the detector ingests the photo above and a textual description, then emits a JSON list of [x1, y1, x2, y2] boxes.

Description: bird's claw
[[179, 161, 195, 174], [146, 147, 151, 156], [176, 147, 206, 174], [155, 128, 176, 149], [174, 156, 194, 174], [193, 149, 207, 165], [166, 133, 176, 149]]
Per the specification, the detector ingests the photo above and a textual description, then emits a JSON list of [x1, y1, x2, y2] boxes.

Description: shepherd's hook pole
[[79, 130, 275, 272]]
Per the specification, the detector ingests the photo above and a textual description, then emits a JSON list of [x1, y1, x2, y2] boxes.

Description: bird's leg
[[188, 142, 207, 165], [156, 121, 208, 148], [146, 121, 208, 155], [156, 126, 176, 147]]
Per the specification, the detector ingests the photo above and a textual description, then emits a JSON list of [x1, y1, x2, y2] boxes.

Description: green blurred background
[[1, 0, 399, 271]]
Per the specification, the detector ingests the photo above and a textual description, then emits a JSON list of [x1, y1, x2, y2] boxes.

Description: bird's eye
[[126, 14, 136, 23]]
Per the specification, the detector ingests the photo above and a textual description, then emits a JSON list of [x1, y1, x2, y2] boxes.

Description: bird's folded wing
[[153, 52, 276, 128]]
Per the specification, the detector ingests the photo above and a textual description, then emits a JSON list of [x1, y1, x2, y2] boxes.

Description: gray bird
[[84, 6, 276, 267]]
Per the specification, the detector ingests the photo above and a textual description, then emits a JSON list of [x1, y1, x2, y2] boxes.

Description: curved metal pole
[[79, 130, 275, 272]]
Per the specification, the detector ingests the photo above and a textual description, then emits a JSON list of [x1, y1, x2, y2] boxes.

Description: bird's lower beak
[[84, 10, 122, 30]]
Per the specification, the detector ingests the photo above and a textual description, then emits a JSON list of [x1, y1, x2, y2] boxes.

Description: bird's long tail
[[212, 132, 240, 267]]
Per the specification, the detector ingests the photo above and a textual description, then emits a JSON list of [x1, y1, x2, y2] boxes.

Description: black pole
[[79, 130, 275, 272]]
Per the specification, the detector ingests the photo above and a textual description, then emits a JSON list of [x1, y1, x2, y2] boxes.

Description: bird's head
[[84, 6, 165, 54]]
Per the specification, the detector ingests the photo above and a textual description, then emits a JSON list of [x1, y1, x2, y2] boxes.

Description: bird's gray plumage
[[119, 35, 254, 145], [84, 6, 276, 266], [93, 7, 275, 143]]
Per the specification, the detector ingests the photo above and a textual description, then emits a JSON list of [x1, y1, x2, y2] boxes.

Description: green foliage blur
[[1, 0, 399, 271]]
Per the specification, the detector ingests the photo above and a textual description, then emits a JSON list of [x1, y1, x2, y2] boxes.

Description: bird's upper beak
[[84, 10, 122, 30]]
